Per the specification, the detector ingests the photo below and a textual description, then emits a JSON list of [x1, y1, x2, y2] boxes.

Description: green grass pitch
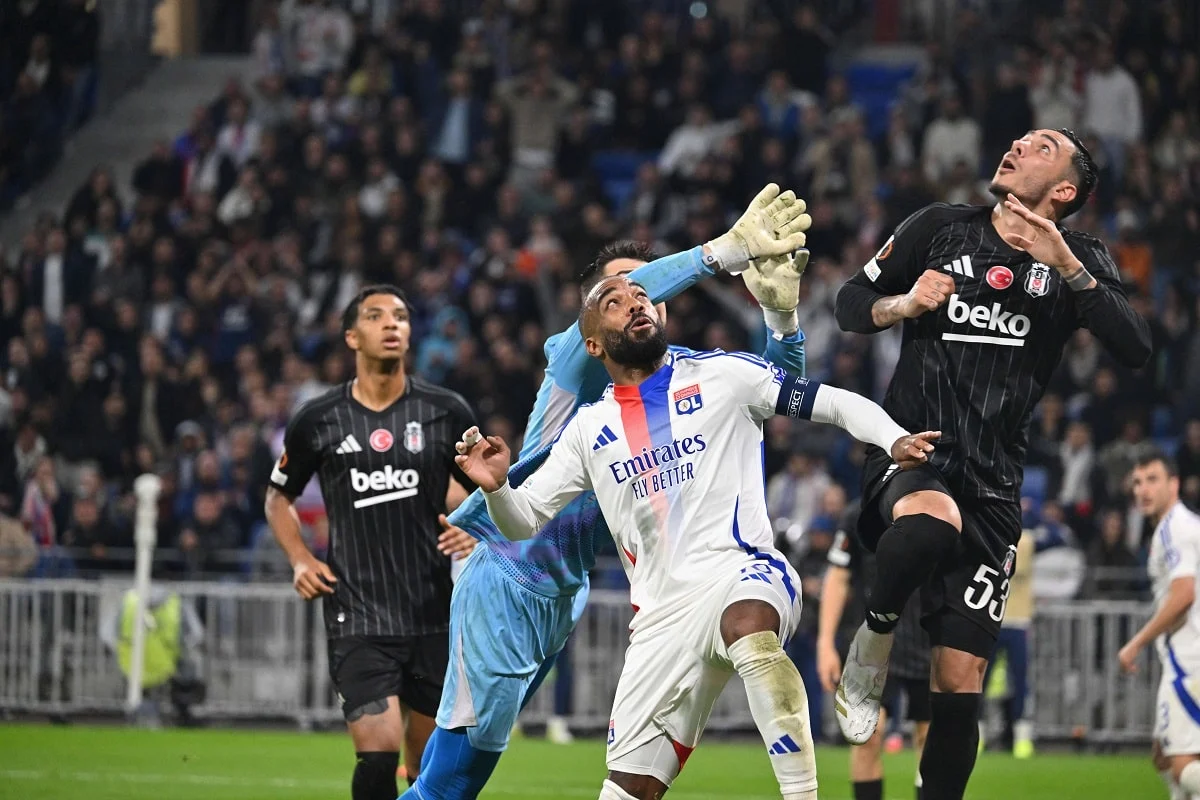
[[0, 723, 1160, 799]]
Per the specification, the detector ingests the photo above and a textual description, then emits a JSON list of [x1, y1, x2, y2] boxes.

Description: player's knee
[[893, 491, 962, 533], [720, 599, 782, 647], [602, 773, 667, 800], [880, 512, 960, 565], [931, 646, 988, 693]]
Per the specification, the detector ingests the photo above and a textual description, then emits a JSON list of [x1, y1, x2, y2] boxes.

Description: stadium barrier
[[0, 579, 1159, 743]]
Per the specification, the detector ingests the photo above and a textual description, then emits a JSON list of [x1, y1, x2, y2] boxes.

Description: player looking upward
[[264, 286, 476, 800], [1119, 451, 1200, 800], [455, 274, 940, 800], [403, 184, 813, 800], [833, 129, 1152, 800]]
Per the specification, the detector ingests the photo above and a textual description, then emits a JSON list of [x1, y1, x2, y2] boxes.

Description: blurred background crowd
[[0, 0, 1198, 626]]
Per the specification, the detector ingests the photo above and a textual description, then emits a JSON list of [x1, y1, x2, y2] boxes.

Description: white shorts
[[606, 558, 802, 779], [1158, 672, 1200, 756]]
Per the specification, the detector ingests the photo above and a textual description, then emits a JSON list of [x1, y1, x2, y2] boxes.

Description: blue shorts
[[436, 547, 589, 751]]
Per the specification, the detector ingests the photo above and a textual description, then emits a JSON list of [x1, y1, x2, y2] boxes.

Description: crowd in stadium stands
[[0, 0, 102, 209], [0, 0, 1197, 612]]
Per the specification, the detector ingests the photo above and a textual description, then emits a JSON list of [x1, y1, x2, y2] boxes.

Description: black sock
[[920, 693, 981, 800], [352, 751, 399, 800], [916, 782, 924, 800], [866, 514, 959, 634], [853, 778, 884, 800]]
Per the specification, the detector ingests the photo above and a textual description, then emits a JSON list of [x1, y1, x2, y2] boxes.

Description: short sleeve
[[1167, 523, 1200, 582], [269, 408, 321, 497]]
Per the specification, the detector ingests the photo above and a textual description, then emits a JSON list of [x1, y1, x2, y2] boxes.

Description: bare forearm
[[835, 279, 903, 333], [265, 489, 311, 566], [870, 294, 911, 329], [818, 568, 850, 647]]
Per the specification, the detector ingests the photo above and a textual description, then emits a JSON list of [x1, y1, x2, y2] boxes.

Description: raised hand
[[706, 184, 813, 274], [454, 426, 512, 493], [744, 247, 810, 315], [891, 430, 941, 469], [999, 193, 1073, 264]]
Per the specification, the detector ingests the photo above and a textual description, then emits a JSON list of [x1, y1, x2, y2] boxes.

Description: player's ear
[[1053, 179, 1077, 210], [343, 328, 359, 352], [584, 335, 604, 359]]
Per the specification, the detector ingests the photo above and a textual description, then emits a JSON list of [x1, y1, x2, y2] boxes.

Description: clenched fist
[[899, 270, 957, 319]]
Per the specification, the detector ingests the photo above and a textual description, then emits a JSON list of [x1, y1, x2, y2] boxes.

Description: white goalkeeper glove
[[743, 246, 810, 336], [703, 183, 812, 275]]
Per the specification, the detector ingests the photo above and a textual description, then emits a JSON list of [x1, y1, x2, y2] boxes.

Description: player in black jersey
[[833, 129, 1152, 799], [264, 285, 477, 800], [818, 502, 930, 800]]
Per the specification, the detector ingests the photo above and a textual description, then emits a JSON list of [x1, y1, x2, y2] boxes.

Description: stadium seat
[[1022, 466, 1050, 505], [590, 151, 658, 183]]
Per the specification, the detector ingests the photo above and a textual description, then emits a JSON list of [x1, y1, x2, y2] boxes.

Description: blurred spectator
[[1083, 40, 1142, 181], [1, 0, 1193, 585], [922, 93, 981, 187], [1084, 507, 1143, 599]]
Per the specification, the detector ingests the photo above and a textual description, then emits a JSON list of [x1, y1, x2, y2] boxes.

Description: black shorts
[[327, 634, 448, 720], [882, 675, 932, 722], [859, 448, 1021, 659]]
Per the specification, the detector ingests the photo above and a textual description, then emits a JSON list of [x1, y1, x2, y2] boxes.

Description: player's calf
[[722, 601, 818, 800]]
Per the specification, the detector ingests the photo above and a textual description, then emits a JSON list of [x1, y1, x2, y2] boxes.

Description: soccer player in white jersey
[[1119, 450, 1200, 800], [454, 274, 939, 800]]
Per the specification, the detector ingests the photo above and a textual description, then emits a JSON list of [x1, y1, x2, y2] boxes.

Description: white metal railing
[[0, 577, 1159, 743]]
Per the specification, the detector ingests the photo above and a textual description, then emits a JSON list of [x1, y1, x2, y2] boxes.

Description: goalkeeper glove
[[703, 184, 812, 275], [743, 246, 810, 336]]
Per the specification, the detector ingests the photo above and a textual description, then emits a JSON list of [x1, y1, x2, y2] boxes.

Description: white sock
[[855, 623, 894, 666], [1179, 762, 1200, 794], [1161, 769, 1185, 800], [728, 631, 818, 800], [1014, 719, 1033, 743], [598, 779, 638, 800]]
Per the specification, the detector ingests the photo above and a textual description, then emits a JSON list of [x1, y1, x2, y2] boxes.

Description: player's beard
[[604, 318, 668, 367]]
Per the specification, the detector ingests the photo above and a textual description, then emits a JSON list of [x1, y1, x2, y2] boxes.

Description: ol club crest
[[673, 384, 703, 415]]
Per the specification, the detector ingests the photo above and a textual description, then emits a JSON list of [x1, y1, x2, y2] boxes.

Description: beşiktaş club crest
[[673, 384, 703, 415], [1002, 545, 1017, 577], [404, 421, 425, 453], [1025, 262, 1052, 297]]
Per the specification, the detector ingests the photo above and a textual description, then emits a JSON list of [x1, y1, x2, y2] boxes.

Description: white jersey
[[1147, 502, 1200, 674], [514, 349, 804, 630]]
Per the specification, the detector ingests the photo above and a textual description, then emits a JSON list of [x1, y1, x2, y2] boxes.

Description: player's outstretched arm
[[455, 425, 592, 542], [769, 370, 938, 468]]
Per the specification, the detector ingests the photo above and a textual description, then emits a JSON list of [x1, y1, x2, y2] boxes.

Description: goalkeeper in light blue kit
[[402, 184, 812, 799]]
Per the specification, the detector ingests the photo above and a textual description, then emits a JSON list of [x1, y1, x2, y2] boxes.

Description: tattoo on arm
[[1062, 263, 1097, 291]]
